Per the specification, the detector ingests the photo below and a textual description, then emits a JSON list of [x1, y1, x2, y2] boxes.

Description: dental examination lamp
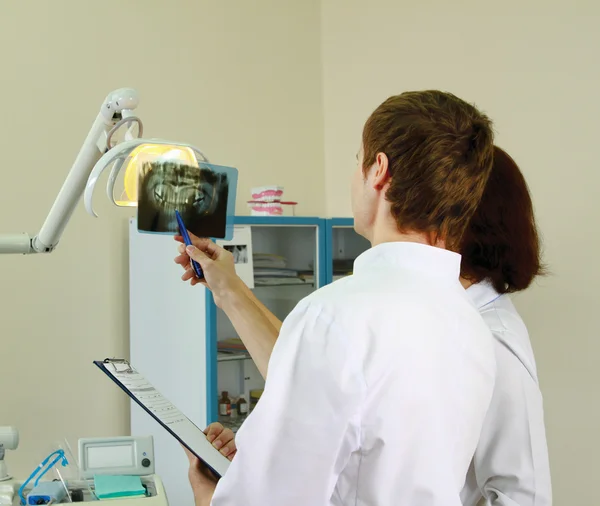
[[0, 88, 210, 254], [0, 427, 18, 481]]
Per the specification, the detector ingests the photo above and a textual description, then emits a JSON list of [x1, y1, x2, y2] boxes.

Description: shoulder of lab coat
[[461, 281, 553, 506], [211, 294, 367, 506], [467, 281, 539, 382]]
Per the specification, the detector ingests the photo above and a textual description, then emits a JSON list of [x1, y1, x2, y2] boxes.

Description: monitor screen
[[86, 444, 134, 469]]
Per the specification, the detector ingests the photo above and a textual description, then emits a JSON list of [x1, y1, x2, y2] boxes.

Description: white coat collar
[[466, 280, 503, 309], [354, 242, 461, 281]]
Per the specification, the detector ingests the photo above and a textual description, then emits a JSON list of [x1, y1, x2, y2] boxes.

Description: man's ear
[[371, 152, 390, 190]]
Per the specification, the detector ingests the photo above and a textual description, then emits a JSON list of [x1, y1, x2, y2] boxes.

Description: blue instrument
[[175, 210, 204, 279]]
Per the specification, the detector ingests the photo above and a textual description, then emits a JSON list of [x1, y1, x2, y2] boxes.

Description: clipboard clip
[[103, 358, 134, 374]]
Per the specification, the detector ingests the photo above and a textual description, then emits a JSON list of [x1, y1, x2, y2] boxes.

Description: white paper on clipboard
[[217, 225, 254, 288], [94, 360, 230, 477]]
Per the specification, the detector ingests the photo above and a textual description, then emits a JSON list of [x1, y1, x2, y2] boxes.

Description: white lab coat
[[461, 281, 552, 506], [211, 243, 496, 506]]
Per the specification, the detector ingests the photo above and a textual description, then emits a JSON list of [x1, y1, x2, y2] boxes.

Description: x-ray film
[[137, 161, 238, 241]]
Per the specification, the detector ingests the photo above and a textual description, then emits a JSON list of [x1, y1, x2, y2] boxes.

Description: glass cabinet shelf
[[217, 352, 251, 362]]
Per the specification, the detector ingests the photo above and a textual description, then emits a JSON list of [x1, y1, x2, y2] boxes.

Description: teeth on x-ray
[[137, 160, 229, 238], [152, 184, 201, 207]]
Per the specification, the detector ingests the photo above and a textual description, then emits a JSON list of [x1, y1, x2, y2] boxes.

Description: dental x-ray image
[[224, 244, 248, 264], [137, 161, 230, 239]]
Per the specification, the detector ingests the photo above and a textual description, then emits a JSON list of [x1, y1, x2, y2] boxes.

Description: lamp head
[[84, 139, 210, 217]]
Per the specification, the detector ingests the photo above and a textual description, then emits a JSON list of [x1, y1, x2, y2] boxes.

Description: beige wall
[[321, 0, 599, 503], [0, 0, 324, 476]]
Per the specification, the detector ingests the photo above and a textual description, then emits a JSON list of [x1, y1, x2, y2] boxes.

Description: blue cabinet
[[325, 218, 370, 284], [207, 217, 369, 425]]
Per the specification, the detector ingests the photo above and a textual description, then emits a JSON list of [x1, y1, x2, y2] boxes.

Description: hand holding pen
[[173, 229, 245, 308], [175, 210, 204, 279]]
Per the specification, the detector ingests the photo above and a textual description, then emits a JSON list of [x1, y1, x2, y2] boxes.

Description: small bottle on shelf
[[249, 389, 263, 412], [219, 391, 231, 417], [237, 395, 248, 416]]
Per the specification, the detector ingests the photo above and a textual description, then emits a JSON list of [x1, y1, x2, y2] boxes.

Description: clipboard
[[94, 358, 230, 477]]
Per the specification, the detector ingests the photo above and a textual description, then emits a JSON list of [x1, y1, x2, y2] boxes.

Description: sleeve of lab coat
[[211, 300, 366, 506], [473, 341, 553, 506]]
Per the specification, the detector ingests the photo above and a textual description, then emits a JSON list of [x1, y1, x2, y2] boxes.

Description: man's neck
[[369, 217, 445, 249], [365, 205, 446, 248], [371, 229, 437, 248]]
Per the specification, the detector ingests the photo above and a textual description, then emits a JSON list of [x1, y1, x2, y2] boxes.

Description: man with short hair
[[181, 90, 497, 506]]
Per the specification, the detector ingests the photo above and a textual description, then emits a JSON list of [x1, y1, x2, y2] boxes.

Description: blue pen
[[175, 210, 204, 279]]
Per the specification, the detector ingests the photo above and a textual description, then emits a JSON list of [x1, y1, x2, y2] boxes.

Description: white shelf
[[253, 276, 314, 287], [332, 274, 351, 282], [217, 351, 251, 362]]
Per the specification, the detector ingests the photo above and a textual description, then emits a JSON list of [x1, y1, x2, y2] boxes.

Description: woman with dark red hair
[[459, 146, 552, 505]]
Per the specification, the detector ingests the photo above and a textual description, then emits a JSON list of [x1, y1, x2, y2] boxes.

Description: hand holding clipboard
[[94, 359, 230, 478]]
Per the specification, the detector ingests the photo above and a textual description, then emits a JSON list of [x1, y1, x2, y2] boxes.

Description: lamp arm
[[0, 88, 140, 255], [32, 111, 110, 253]]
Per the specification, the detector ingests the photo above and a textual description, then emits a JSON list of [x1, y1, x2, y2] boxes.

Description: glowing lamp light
[[121, 144, 200, 205]]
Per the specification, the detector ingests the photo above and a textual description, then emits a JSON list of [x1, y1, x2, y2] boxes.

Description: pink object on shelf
[[247, 200, 298, 216], [251, 186, 284, 202], [248, 202, 283, 216]]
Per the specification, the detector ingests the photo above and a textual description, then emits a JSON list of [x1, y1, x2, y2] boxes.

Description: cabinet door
[[326, 218, 370, 283], [208, 217, 325, 429]]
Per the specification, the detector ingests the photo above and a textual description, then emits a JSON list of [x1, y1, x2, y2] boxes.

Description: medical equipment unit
[[0, 87, 214, 255], [3, 433, 168, 505], [78, 436, 155, 480], [0, 427, 19, 482]]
